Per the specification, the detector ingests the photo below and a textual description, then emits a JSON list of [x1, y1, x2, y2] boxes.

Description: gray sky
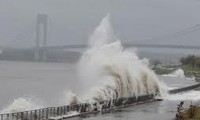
[[0, 0, 200, 48]]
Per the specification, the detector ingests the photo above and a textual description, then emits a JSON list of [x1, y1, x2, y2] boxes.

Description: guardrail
[[168, 83, 200, 94], [1, 83, 200, 120], [0, 94, 155, 120], [195, 76, 200, 82]]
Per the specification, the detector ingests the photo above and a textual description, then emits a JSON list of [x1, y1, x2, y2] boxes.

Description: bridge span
[[0, 43, 199, 62], [1, 43, 200, 50], [40, 43, 200, 50]]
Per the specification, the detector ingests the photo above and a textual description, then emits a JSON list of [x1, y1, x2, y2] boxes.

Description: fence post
[[61, 107, 64, 115], [51, 108, 53, 116], [60, 107, 62, 115], [11, 113, 14, 120], [30, 111, 32, 120], [46, 108, 48, 119], [26, 111, 28, 120], [42, 109, 44, 119], [56, 107, 59, 116], [64, 106, 66, 114], [16, 113, 19, 120], [38, 110, 41, 120], [108, 101, 111, 108], [6, 114, 9, 120], [34, 110, 37, 120], [59, 107, 61, 115], [54, 108, 56, 117], [67, 106, 70, 112], [20, 112, 23, 120], [48, 108, 51, 117], [40, 109, 42, 119]]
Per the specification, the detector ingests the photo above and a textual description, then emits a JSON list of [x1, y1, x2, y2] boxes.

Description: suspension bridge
[[38, 43, 200, 50], [1, 14, 200, 62]]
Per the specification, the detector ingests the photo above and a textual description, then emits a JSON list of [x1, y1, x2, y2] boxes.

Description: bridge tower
[[35, 14, 48, 61]]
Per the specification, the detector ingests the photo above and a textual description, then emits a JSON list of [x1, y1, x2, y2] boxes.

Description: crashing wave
[[1, 97, 43, 114], [76, 14, 166, 103], [163, 69, 185, 78]]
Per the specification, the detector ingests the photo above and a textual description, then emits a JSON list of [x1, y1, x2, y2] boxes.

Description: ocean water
[[0, 61, 199, 120], [1, 15, 200, 119], [0, 61, 80, 110]]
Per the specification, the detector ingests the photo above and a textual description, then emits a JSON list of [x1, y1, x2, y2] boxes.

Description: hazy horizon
[[0, 0, 200, 48]]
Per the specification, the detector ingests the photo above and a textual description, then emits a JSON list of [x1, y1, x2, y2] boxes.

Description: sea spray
[[77, 14, 166, 103], [1, 15, 167, 113], [163, 69, 185, 78], [165, 91, 200, 101], [65, 91, 79, 105], [89, 14, 115, 47], [1, 97, 43, 114]]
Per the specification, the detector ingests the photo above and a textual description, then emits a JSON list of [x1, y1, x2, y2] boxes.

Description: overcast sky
[[0, 0, 200, 48]]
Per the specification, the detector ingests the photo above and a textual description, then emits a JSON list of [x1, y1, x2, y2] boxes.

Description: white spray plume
[[1, 97, 43, 114], [163, 69, 185, 78], [89, 14, 115, 47], [65, 91, 79, 105], [78, 14, 166, 102]]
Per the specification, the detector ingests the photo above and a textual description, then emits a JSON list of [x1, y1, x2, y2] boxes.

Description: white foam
[[165, 91, 200, 101], [48, 111, 79, 120], [76, 14, 166, 103], [163, 69, 185, 78], [1, 97, 43, 114]]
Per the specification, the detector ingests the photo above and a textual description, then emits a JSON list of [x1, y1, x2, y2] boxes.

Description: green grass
[[152, 65, 200, 76], [181, 65, 200, 75], [186, 106, 200, 120], [152, 67, 174, 75], [194, 106, 200, 119]]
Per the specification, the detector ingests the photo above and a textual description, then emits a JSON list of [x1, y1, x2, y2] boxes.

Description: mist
[[1, 0, 200, 48], [1, 1, 200, 119]]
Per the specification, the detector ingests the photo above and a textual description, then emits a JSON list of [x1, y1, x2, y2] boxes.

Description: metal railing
[[0, 94, 155, 120], [1, 83, 200, 120], [168, 83, 200, 94]]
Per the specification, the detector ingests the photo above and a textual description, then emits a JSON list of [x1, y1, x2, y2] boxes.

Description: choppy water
[[1, 15, 200, 119], [0, 61, 200, 120], [0, 61, 80, 109]]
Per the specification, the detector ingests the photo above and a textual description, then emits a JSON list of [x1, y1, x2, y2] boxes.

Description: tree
[[152, 59, 161, 67], [180, 55, 195, 68], [180, 57, 186, 65], [195, 56, 200, 69], [187, 55, 195, 68]]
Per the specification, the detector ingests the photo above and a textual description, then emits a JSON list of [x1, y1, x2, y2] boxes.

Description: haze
[[0, 0, 200, 48]]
